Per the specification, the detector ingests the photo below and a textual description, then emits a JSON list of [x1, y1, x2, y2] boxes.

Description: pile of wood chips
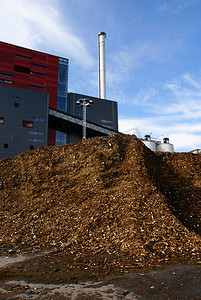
[[0, 133, 201, 270]]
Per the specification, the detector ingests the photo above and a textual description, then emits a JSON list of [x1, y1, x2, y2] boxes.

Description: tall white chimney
[[98, 32, 106, 99]]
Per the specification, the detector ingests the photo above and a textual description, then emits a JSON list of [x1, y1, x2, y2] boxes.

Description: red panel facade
[[47, 122, 56, 146], [0, 41, 60, 145], [0, 41, 59, 101]]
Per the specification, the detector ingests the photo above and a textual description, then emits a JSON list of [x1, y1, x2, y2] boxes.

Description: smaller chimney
[[98, 32, 106, 99]]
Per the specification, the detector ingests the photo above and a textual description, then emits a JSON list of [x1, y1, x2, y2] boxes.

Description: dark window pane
[[14, 65, 30, 74], [31, 63, 46, 69], [29, 85, 44, 90], [16, 54, 31, 60], [22, 120, 33, 128]]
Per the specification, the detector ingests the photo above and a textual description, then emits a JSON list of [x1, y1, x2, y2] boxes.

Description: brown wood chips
[[0, 134, 200, 270]]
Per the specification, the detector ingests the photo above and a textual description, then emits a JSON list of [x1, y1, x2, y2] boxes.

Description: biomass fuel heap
[[0, 134, 200, 273]]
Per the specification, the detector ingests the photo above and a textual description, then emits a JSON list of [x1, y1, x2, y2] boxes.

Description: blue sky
[[1, 0, 201, 151]]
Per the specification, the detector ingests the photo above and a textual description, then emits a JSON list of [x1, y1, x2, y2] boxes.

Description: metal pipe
[[98, 32, 106, 99]]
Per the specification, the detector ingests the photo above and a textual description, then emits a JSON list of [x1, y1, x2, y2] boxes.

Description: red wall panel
[[16, 47, 32, 58], [47, 122, 56, 146], [30, 65, 46, 75], [15, 57, 31, 68], [0, 41, 62, 146], [0, 53, 15, 63], [0, 42, 15, 55], [13, 73, 29, 83], [31, 52, 47, 65], [0, 42, 59, 104], [0, 61, 14, 73], [29, 74, 45, 87], [49, 99, 57, 109]]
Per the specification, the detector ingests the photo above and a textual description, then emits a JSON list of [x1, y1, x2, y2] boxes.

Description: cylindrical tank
[[143, 140, 157, 151], [142, 135, 156, 151], [156, 138, 174, 152], [98, 32, 106, 99]]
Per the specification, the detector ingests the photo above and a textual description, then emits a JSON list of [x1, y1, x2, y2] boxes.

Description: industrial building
[[0, 37, 175, 160], [0, 40, 118, 160]]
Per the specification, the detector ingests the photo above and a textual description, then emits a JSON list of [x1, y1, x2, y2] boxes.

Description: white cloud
[[118, 117, 159, 137], [162, 73, 201, 117], [129, 87, 157, 107], [169, 133, 201, 151], [0, 0, 95, 69], [121, 73, 201, 120]]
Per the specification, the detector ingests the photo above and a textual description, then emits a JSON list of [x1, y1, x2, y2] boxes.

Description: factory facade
[[0, 41, 118, 160]]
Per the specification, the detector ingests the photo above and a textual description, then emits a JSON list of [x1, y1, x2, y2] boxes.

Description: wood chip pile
[[0, 134, 201, 269]]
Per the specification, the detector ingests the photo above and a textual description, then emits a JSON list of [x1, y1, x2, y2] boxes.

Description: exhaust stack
[[98, 32, 106, 99]]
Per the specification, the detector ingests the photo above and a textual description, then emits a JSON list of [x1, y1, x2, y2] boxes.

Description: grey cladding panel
[[0, 85, 49, 159]]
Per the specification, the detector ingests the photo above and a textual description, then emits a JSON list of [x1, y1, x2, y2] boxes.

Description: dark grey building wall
[[67, 92, 118, 132], [0, 85, 49, 160]]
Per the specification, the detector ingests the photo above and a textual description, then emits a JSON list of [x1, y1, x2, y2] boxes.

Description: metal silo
[[156, 138, 174, 152]]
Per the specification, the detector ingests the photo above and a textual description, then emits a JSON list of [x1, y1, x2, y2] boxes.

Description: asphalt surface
[[0, 261, 200, 299]]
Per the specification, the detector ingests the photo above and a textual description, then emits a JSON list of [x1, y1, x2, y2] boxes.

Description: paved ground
[[106, 264, 201, 299], [0, 255, 200, 299]]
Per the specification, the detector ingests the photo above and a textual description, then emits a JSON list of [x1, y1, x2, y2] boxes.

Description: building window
[[29, 85, 44, 90], [14, 65, 30, 74], [101, 119, 113, 129], [30, 71, 45, 76], [31, 63, 46, 69], [101, 119, 113, 124], [28, 138, 43, 143], [0, 117, 4, 124], [57, 96, 67, 111], [4, 144, 8, 148], [28, 131, 44, 136], [29, 117, 44, 122], [59, 58, 68, 64], [0, 79, 12, 83], [30, 145, 34, 150], [0, 73, 13, 83], [14, 102, 19, 107], [16, 54, 31, 60], [0, 73, 12, 78], [57, 58, 68, 113], [55, 131, 66, 146], [22, 120, 33, 128], [16, 94, 21, 98]]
